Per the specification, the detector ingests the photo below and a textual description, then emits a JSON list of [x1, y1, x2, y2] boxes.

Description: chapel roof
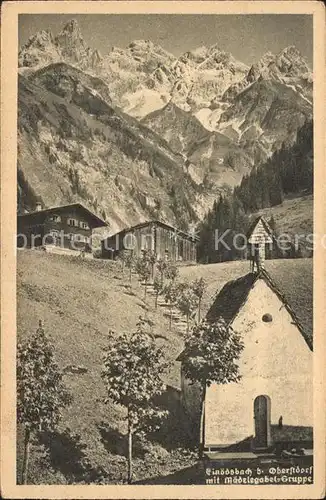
[[246, 215, 274, 241], [205, 267, 313, 350]]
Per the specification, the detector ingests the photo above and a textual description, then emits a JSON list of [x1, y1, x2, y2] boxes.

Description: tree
[[182, 319, 244, 456], [156, 259, 167, 286], [191, 278, 207, 322], [146, 250, 157, 280], [163, 280, 179, 328], [176, 284, 198, 333], [118, 250, 128, 275], [153, 275, 162, 309], [165, 262, 179, 283], [135, 256, 151, 300], [17, 321, 72, 484], [102, 321, 169, 483], [120, 251, 135, 283]]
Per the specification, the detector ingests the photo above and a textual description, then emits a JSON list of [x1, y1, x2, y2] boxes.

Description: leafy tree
[[176, 284, 198, 333], [156, 259, 168, 286], [165, 262, 179, 283], [17, 321, 72, 484], [191, 278, 207, 322], [118, 249, 128, 274], [102, 321, 169, 483], [182, 318, 244, 456], [125, 252, 136, 283], [119, 251, 135, 283], [153, 276, 162, 309], [163, 280, 179, 328], [135, 256, 151, 299], [146, 250, 157, 280]]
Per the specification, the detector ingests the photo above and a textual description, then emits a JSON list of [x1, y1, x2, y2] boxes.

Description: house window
[[67, 218, 78, 227], [262, 313, 273, 323], [70, 233, 84, 241], [73, 234, 87, 242], [80, 221, 90, 230], [48, 214, 61, 223]]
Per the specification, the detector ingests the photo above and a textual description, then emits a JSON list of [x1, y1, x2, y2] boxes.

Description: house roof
[[102, 219, 199, 242], [177, 262, 313, 361], [18, 203, 107, 228]]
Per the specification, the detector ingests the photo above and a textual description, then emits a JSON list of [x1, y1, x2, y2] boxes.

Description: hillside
[[141, 101, 253, 189], [17, 250, 313, 484], [252, 194, 313, 244], [18, 65, 199, 233], [219, 78, 312, 159], [141, 101, 209, 156]]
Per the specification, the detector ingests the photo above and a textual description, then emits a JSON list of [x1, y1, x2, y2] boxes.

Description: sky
[[19, 14, 313, 67]]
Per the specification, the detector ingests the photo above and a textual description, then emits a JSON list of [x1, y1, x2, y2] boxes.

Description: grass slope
[[253, 194, 313, 243], [17, 250, 194, 484]]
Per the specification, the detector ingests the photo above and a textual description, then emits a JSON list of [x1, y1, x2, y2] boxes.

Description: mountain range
[[18, 19, 313, 233]]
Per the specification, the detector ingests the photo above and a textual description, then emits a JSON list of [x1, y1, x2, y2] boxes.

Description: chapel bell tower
[[247, 216, 274, 272]]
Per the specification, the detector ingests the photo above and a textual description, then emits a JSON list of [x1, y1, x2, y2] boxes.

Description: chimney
[[35, 197, 43, 212]]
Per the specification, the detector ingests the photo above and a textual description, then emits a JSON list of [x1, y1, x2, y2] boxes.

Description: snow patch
[[124, 88, 169, 118], [283, 82, 312, 106], [195, 104, 230, 131], [219, 117, 246, 135]]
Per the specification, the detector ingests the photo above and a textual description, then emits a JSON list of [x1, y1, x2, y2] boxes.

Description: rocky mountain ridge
[[18, 19, 313, 232], [19, 20, 102, 71], [19, 20, 312, 117]]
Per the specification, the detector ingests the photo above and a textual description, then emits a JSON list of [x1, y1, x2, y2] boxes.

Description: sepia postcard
[[1, 1, 325, 498]]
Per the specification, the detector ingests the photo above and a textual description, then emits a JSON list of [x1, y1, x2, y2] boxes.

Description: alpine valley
[[18, 19, 313, 234]]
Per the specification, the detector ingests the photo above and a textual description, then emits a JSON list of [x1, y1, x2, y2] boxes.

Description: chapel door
[[254, 395, 270, 449]]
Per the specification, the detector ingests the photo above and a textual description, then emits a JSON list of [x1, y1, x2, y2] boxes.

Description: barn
[[101, 220, 198, 263], [177, 217, 313, 456], [17, 201, 107, 257]]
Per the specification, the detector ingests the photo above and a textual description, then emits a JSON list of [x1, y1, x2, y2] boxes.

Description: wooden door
[[254, 395, 270, 448]]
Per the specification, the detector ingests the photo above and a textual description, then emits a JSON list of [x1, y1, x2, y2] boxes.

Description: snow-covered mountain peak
[[21, 29, 55, 52], [128, 39, 154, 49], [55, 19, 86, 50], [19, 29, 60, 68], [60, 19, 80, 34], [275, 45, 311, 76]]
